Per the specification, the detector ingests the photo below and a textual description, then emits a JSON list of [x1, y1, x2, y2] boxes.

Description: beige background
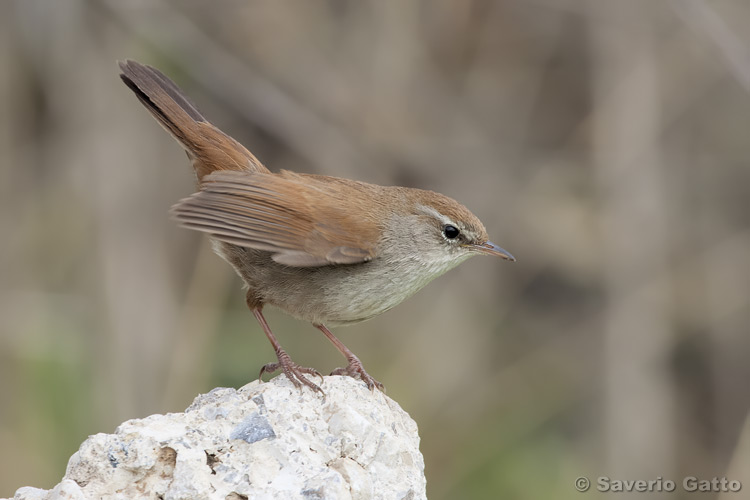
[[1, 1, 749, 498]]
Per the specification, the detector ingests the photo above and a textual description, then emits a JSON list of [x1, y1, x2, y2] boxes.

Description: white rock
[[8, 376, 426, 500]]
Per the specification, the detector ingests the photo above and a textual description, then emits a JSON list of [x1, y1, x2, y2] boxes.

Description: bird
[[118, 59, 514, 393]]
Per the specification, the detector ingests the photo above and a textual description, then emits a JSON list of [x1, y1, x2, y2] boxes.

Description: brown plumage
[[173, 171, 380, 267], [119, 60, 267, 179], [119, 60, 514, 393]]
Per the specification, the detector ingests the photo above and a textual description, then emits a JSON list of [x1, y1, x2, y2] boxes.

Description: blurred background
[[1, 0, 749, 498]]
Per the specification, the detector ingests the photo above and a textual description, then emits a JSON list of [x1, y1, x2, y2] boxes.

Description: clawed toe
[[252, 307, 324, 394], [314, 324, 384, 391], [260, 357, 324, 395], [331, 358, 384, 391]]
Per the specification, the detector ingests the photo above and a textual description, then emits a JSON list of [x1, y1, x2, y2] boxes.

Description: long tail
[[118, 60, 269, 179]]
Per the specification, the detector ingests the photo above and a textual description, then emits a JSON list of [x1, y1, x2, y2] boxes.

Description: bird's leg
[[250, 305, 324, 394], [314, 324, 384, 391]]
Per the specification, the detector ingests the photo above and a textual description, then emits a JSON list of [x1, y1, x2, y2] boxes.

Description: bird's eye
[[443, 224, 460, 239]]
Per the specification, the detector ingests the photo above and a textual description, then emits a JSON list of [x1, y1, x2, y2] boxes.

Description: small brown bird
[[119, 60, 514, 393]]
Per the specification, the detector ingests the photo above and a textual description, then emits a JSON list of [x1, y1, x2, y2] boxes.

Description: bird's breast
[[213, 241, 468, 327]]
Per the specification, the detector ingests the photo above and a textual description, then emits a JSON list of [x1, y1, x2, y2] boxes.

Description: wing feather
[[171, 171, 380, 267]]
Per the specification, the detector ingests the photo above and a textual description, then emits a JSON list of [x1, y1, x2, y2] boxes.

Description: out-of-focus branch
[[589, 3, 675, 479], [671, 0, 750, 94]]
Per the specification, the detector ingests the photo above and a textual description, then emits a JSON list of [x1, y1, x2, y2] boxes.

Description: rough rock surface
[[9, 376, 426, 500]]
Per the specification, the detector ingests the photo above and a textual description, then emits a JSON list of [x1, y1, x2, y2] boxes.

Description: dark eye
[[443, 224, 460, 239]]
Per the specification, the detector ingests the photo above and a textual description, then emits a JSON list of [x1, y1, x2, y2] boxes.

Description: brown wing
[[171, 171, 381, 267]]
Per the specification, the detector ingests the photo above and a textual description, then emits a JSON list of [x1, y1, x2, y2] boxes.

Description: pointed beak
[[469, 241, 516, 261]]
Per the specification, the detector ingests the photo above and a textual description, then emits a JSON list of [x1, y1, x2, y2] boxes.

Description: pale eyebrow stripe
[[415, 204, 455, 226]]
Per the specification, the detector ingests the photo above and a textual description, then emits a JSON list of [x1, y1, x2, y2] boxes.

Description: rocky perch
[[9, 376, 426, 500]]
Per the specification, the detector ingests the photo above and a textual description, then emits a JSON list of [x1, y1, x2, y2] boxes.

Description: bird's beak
[[468, 241, 516, 261]]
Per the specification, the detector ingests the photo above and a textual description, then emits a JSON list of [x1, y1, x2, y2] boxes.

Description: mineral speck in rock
[[230, 411, 276, 443]]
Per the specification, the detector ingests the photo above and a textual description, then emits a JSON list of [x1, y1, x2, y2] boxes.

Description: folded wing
[[171, 171, 380, 267]]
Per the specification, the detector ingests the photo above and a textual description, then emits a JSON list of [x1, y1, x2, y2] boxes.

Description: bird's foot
[[331, 355, 384, 391], [260, 349, 324, 395]]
